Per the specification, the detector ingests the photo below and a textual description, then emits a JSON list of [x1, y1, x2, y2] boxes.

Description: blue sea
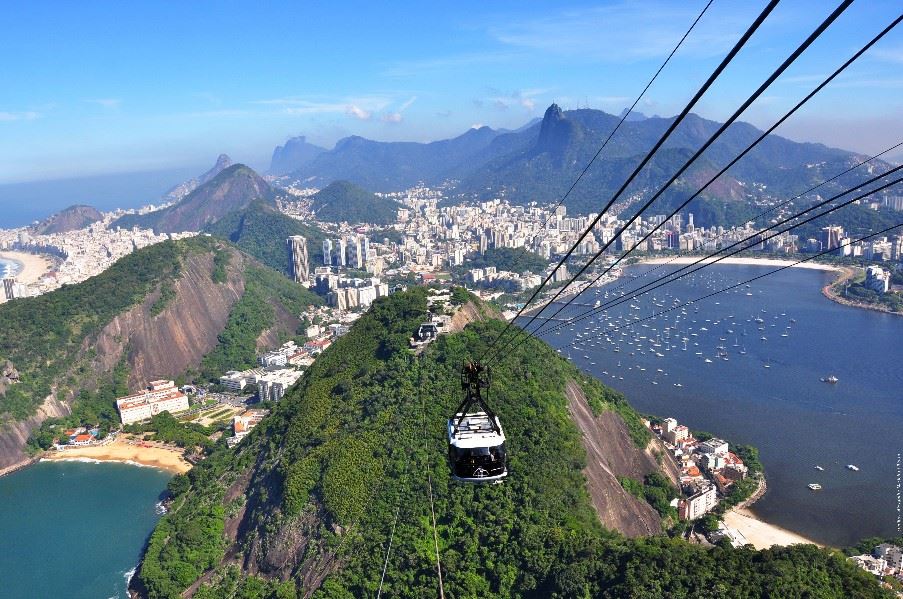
[[0, 461, 171, 599], [542, 263, 903, 547]]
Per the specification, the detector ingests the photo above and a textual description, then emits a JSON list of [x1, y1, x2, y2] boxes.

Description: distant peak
[[214, 153, 232, 167], [543, 103, 564, 122]]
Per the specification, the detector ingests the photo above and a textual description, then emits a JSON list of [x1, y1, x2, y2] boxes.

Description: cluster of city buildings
[[0, 215, 195, 298], [393, 192, 596, 276], [652, 417, 750, 521], [313, 268, 392, 309], [850, 543, 903, 589], [115, 380, 190, 425]]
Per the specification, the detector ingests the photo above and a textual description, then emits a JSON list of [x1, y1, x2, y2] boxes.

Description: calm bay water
[[542, 263, 903, 547], [0, 461, 170, 599]]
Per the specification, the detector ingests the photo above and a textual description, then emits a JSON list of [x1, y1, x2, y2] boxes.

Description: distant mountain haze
[[269, 136, 326, 176], [281, 104, 891, 222]]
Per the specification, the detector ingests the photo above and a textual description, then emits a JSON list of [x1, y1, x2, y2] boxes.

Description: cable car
[[447, 361, 507, 483]]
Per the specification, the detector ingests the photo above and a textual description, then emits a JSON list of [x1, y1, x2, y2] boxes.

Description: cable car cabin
[[447, 411, 507, 483]]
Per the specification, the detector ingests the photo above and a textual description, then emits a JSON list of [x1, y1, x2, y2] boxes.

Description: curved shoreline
[[40, 438, 191, 474], [639, 256, 901, 317], [0, 250, 51, 285], [821, 267, 902, 316]]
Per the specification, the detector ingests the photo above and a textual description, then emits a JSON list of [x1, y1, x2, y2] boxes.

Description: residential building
[[678, 483, 717, 520], [116, 380, 189, 424], [257, 369, 303, 402], [698, 438, 730, 456], [865, 265, 890, 293]]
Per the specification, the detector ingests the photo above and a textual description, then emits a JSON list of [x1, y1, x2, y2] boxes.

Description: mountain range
[[269, 136, 326, 176], [279, 104, 892, 225]]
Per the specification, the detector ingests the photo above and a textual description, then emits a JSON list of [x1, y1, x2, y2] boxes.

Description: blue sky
[[1, 0, 901, 183]]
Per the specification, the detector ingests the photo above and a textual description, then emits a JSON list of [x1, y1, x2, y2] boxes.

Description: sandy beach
[[723, 508, 822, 550], [640, 256, 841, 272], [0, 250, 52, 284], [42, 437, 192, 474]]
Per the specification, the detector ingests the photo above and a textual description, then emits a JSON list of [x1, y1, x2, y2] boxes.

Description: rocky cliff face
[[88, 248, 247, 391], [0, 395, 70, 473], [565, 379, 681, 536]]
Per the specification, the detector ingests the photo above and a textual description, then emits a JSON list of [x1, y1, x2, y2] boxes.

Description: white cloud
[[88, 98, 122, 109], [381, 112, 403, 123], [0, 111, 40, 122], [399, 96, 418, 112], [482, 88, 548, 112], [346, 105, 372, 120]]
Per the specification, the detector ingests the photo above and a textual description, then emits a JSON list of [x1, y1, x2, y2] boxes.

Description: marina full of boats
[[542, 271, 806, 388]]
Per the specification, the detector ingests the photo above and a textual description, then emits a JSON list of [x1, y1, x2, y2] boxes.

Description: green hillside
[[135, 290, 886, 599], [0, 239, 197, 419], [206, 201, 327, 275], [311, 180, 401, 225]]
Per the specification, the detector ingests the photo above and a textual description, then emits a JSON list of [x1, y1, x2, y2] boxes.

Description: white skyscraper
[[286, 236, 309, 284], [337, 238, 347, 267], [322, 239, 332, 265]]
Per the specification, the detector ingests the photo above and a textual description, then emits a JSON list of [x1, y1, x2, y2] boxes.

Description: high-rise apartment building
[[286, 236, 309, 284]]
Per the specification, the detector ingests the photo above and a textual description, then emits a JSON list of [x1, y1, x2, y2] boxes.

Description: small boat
[[815, 465, 824, 471], [808, 483, 822, 491], [821, 375, 839, 384], [847, 464, 859, 472]]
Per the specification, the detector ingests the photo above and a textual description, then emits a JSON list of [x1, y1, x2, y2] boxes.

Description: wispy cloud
[[489, 2, 744, 62], [254, 95, 394, 122], [480, 88, 548, 112], [346, 104, 372, 120], [870, 46, 903, 64], [0, 111, 40, 122], [380, 95, 418, 124], [87, 98, 122, 109]]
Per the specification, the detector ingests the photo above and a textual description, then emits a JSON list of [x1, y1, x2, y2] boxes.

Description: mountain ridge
[[30, 204, 103, 234], [115, 164, 275, 233], [279, 104, 891, 225]]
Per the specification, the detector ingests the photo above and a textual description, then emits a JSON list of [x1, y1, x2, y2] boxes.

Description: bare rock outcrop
[[0, 394, 70, 472], [565, 379, 680, 536]]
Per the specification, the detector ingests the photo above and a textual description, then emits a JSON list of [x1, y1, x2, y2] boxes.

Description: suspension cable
[[519, 12, 902, 343], [478, 0, 780, 363], [546, 222, 903, 354], [486, 1, 856, 364], [598, 139, 903, 301]]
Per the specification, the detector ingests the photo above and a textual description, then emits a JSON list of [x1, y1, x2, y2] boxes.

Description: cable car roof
[[448, 412, 506, 448]]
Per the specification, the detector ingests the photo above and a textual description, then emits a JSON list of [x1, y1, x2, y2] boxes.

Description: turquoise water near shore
[[0, 461, 171, 599]]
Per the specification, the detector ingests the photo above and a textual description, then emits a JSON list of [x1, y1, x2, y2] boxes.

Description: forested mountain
[[310, 180, 402, 224], [114, 165, 275, 233], [269, 136, 326, 176], [132, 290, 886, 599], [282, 104, 893, 227], [206, 201, 328, 275], [30, 204, 103, 234], [0, 237, 320, 471]]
